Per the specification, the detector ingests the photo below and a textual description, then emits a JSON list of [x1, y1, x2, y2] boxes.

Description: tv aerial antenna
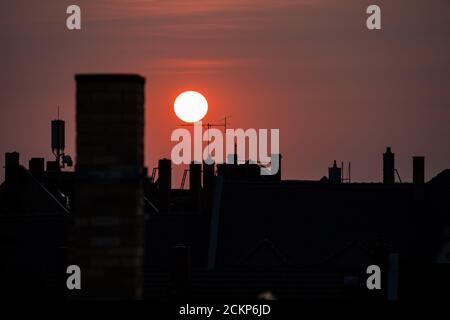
[[178, 115, 232, 155]]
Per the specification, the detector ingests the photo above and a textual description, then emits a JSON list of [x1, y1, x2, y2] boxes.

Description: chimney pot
[[383, 147, 395, 184], [413, 156, 425, 184], [5, 152, 20, 181], [158, 158, 172, 212], [29, 157, 45, 180]]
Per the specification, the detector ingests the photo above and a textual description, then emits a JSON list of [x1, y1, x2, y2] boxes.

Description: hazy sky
[[1, 0, 449, 183]]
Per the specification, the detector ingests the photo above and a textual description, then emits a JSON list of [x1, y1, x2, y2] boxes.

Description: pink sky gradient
[[1, 0, 449, 184]]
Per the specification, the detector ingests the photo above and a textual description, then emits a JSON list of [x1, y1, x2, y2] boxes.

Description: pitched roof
[[0, 166, 70, 217], [429, 169, 450, 185]]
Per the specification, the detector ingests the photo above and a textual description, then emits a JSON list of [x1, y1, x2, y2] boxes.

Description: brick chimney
[[71, 74, 145, 299]]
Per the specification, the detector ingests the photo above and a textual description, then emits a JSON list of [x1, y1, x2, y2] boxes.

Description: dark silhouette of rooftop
[[1, 75, 450, 301]]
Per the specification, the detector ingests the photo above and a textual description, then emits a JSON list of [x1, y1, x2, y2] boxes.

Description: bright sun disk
[[174, 91, 208, 123]]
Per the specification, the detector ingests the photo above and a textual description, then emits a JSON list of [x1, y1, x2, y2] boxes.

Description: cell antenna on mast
[[51, 106, 73, 169]]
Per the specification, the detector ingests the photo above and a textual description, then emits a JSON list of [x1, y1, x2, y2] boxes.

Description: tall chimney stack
[[72, 74, 145, 299], [383, 147, 395, 184], [413, 156, 425, 184]]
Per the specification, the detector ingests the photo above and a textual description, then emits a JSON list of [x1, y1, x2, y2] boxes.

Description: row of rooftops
[[1, 145, 450, 218]]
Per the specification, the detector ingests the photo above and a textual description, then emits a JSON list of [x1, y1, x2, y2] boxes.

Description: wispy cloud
[[87, 0, 323, 19], [141, 57, 256, 74]]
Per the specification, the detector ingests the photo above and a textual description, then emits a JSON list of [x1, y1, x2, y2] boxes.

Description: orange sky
[[1, 0, 450, 184]]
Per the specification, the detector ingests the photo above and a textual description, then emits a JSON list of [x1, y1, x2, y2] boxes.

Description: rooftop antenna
[[348, 162, 351, 183], [395, 168, 402, 183], [178, 115, 231, 131], [340, 161, 352, 183], [178, 115, 232, 155], [51, 106, 73, 169]]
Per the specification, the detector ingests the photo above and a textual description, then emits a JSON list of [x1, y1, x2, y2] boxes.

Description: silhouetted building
[[143, 148, 450, 300], [0, 152, 71, 297], [2, 79, 450, 301], [71, 74, 146, 299]]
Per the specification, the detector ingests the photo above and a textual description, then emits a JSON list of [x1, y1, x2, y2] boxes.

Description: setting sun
[[174, 91, 208, 123]]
